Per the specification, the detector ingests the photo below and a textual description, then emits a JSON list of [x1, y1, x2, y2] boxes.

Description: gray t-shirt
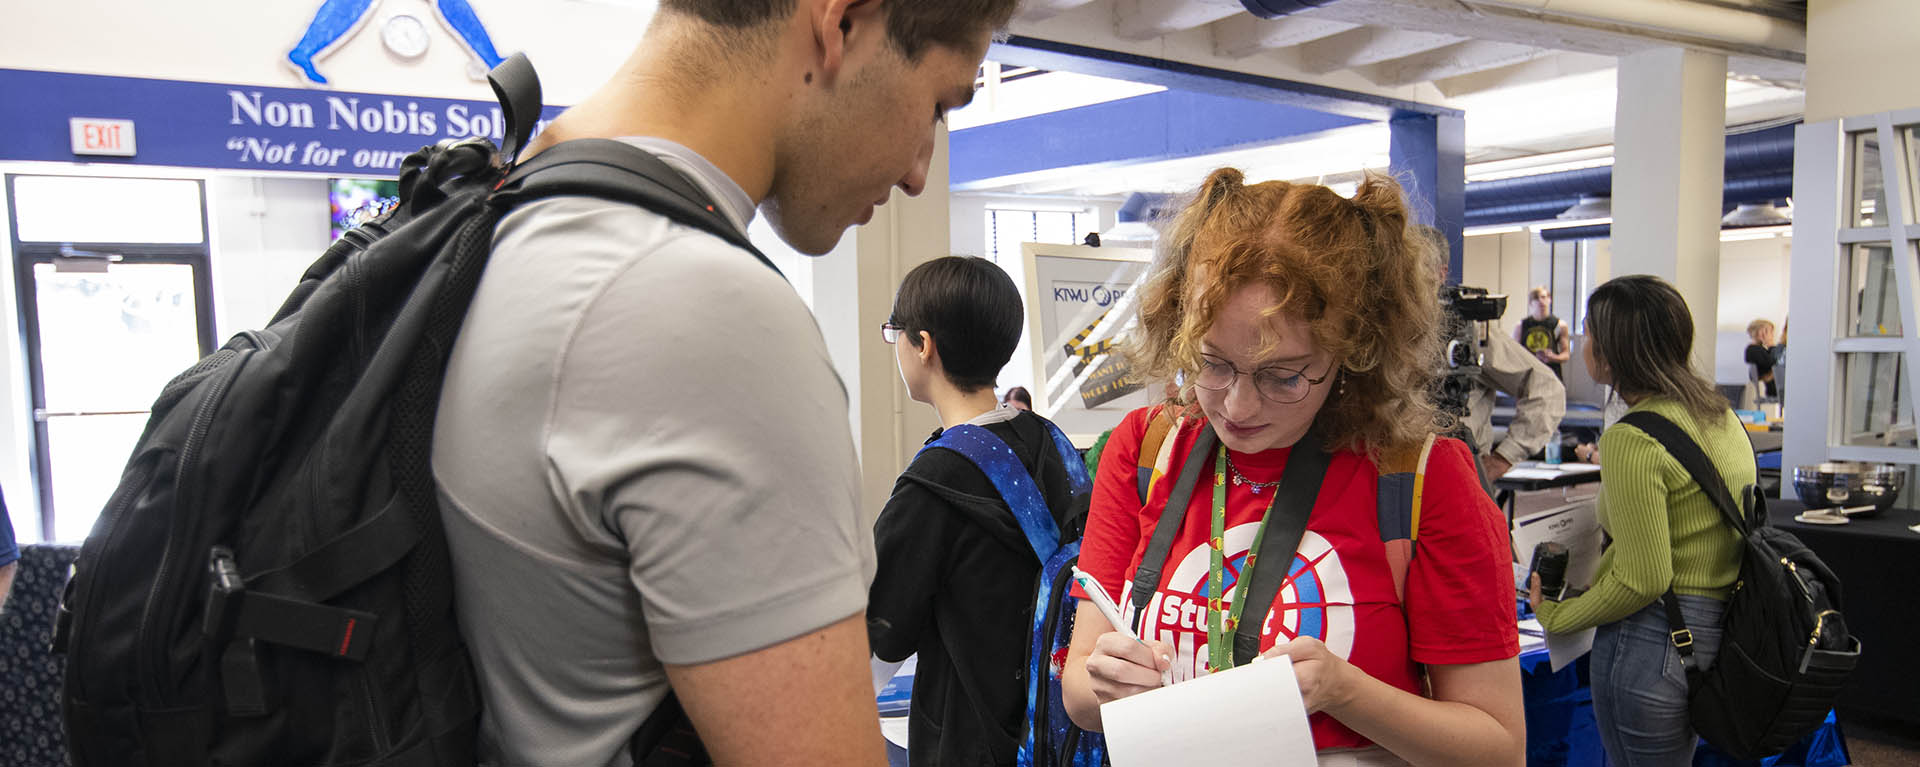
[[432, 138, 872, 767]]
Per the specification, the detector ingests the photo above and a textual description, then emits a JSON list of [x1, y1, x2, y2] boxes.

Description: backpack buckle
[[1670, 628, 1694, 649], [203, 547, 245, 640]]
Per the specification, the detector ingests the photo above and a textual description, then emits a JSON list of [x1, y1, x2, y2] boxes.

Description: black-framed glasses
[[1192, 353, 1330, 404], [880, 321, 906, 344]]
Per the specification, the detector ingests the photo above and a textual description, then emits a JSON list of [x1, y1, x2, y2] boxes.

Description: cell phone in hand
[[1529, 542, 1570, 602]]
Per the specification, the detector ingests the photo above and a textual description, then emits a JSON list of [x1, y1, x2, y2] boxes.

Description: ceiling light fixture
[[1557, 195, 1612, 220]]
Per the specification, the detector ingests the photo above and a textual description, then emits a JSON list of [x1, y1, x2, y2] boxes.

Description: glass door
[[7, 175, 214, 541]]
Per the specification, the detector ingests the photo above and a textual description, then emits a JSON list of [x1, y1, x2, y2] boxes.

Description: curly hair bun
[[1200, 167, 1245, 212], [1349, 172, 1409, 232]]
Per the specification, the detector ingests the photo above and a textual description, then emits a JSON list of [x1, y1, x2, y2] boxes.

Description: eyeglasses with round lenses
[[1192, 353, 1330, 404], [880, 321, 905, 344]]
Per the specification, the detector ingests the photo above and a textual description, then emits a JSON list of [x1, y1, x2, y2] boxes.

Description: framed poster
[[1021, 242, 1156, 439]]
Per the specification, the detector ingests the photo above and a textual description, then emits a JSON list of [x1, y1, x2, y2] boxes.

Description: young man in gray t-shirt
[[431, 2, 1017, 765]]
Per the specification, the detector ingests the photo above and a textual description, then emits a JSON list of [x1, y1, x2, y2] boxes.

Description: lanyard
[[1207, 443, 1282, 673]]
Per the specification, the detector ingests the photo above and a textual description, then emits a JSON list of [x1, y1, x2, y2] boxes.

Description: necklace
[[1223, 450, 1280, 495]]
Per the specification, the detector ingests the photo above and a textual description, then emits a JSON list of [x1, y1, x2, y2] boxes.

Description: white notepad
[[1101, 655, 1318, 766]]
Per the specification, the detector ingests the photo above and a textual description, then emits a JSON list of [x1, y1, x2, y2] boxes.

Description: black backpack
[[54, 54, 744, 766], [1617, 411, 1861, 760]]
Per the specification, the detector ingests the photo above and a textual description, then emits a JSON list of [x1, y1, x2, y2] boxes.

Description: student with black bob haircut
[[886, 255, 1027, 390], [869, 255, 1087, 767]]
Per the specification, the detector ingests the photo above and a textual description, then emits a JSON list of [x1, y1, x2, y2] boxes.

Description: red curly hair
[[1129, 168, 1449, 460]]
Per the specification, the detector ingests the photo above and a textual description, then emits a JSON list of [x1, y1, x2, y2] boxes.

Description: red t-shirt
[[1073, 407, 1518, 750]]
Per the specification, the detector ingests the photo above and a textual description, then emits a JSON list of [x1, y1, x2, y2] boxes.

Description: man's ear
[[810, 0, 885, 84]]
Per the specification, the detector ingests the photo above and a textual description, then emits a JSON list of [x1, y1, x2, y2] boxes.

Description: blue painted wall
[[951, 89, 1368, 187], [991, 36, 1459, 122]]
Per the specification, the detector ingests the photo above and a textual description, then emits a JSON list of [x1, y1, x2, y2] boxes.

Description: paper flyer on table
[[1503, 462, 1601, 481], [1512, 500, 1604, 671], [1100, 655, 1317, 767]]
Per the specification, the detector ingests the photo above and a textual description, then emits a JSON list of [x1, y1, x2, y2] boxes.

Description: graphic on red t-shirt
[[1121, 525, 1357, 682]]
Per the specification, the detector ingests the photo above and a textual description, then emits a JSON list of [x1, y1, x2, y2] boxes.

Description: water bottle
[[1544, 436, 1563, 465]]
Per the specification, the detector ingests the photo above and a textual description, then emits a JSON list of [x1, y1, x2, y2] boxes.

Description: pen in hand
[[1071, 566, 1172, 687]]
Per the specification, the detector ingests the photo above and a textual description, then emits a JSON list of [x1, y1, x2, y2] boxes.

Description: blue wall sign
[[0, 68, 565, 176]]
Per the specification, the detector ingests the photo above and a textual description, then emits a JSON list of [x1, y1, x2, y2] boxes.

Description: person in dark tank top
[[1515, 286, 1570, 379]]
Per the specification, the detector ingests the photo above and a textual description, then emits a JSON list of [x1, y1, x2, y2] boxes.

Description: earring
[[1337, 372, 1347, 396]]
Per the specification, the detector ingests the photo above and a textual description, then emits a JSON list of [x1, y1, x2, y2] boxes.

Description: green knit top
[[1535, 397, 1752, 634]]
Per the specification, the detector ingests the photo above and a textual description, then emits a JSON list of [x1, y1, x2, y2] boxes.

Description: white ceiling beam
[[1728, 56, 1805, 88], [1210, 15, 1361, 58], [1003, 0, 1449, 116], [1015, 0, 1100, 23], [1363, 40, 1555, 87], [1299, 27, 1466, 73], [1300, 0, 1652, 58], [1114, 0, 1246, 41], [1460, 0, 1804, 60], [1430, 50, 1615, 98]]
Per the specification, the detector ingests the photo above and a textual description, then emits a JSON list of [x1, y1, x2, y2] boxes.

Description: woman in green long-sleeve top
[[1528, 275, 1750, 767]]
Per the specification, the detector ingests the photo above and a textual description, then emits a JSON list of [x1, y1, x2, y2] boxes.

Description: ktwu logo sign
[[1051, 281, 1131, 308], [289, 0, 507, 85], [0, 69, 563, 174]]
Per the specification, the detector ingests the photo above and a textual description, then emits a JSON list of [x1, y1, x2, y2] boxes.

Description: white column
[[844, 127, 950, 521], [1610, 47, 1729, 377]]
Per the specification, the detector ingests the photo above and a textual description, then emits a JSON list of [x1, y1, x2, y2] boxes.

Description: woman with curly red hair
[[1060, 169, 1524, 765]]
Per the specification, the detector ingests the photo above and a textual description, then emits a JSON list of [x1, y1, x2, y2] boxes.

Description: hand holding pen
[[1072, 567, 1175, 704]]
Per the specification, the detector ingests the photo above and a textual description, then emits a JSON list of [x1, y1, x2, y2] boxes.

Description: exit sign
[[70, 117, 137, 157]]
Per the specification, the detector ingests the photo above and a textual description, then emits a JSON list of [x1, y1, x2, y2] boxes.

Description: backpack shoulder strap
[[1614, 409, 1747, 672], [492, 138, 777, 273], [1135, 405, 1179, 504], [1129, 422, 1216, 624], [921, 424, 1062, 563], [1615, 411, 1746, 531], [1376, 434, 1438, 602]]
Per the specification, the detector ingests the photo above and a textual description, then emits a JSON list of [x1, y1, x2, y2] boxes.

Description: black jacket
[[868, 411, 1084, 767]]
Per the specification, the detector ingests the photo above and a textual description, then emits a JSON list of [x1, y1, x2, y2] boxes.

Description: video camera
[[1438, 286, 1507, 367], [1434, 286, 1508, 420], [1441, 285, 1507, 324]]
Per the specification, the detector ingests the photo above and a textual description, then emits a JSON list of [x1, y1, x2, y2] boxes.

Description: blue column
[[1389, 113, 1466, 282]]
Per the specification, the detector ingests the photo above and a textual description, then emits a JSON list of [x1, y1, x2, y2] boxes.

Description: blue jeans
[[1590, 595, 1725, 767]]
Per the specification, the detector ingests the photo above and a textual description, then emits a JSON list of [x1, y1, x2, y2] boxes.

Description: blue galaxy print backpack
[[921, 419, 1102, 767]]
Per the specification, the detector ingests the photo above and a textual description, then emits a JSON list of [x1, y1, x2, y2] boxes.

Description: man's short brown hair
[[659, 0, 1019, 60]]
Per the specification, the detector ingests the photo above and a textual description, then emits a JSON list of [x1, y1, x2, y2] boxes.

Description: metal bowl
[[1793, 462, 1907, 515]]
